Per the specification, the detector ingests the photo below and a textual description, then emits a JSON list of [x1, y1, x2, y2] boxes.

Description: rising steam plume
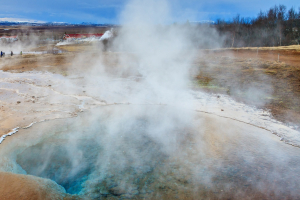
[[0, 0, 300, 199]]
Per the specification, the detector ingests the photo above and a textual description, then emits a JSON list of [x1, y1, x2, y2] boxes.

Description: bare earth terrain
[[0, 43, 300, 199], [194, 46, 300, 128]]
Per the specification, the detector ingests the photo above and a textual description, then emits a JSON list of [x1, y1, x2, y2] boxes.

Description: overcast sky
[[0, 0, 299, 24]]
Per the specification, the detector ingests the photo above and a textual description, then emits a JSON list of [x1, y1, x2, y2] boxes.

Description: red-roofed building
[[0, 36, 18, 42]]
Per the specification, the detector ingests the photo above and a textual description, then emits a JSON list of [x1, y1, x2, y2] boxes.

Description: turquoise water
[[7, 106, 300, 199]]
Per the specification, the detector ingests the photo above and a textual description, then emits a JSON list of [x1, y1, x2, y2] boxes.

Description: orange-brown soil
[[194, 48, 300, 127], [0, 172, 66, 200]]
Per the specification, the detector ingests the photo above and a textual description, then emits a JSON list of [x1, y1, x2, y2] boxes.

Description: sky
[[0, 0, 299, 24]]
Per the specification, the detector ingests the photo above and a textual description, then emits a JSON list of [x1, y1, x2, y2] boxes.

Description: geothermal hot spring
[[0, 89, 300, 199], [1, 1, 300, 198]]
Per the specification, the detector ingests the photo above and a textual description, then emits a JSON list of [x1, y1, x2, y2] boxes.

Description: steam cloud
[[0, 0, 300, 199]]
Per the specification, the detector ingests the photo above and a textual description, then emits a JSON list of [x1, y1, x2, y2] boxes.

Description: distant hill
[[0, 21, 115, 27]]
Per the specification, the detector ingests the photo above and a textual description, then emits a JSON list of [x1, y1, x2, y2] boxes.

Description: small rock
[[280, 138, 284, 141], [48, 85, 51, 87], [221, 109, 224, 111], [17, 101, 21, 104], [109, 186, 126, 196]]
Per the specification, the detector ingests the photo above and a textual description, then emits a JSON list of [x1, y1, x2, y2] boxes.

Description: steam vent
[[1, 0, 300, 200]]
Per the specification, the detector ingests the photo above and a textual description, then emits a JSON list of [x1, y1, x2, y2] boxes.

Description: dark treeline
[[215, 5, 300, 47]]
